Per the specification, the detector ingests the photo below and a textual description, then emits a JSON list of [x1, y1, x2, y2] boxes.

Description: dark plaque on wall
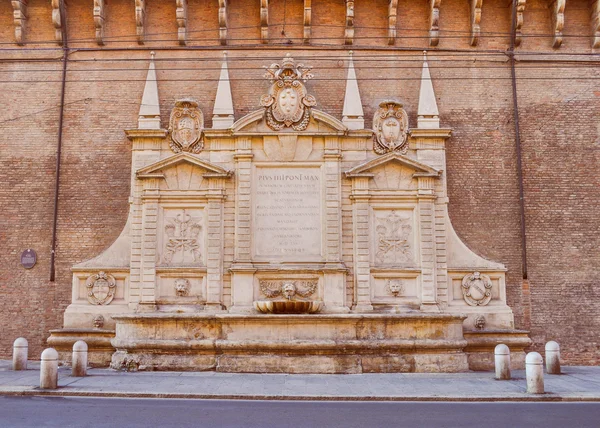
[[21, 249, 37, 269]]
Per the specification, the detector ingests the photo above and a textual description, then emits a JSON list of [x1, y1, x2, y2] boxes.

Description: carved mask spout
[[281, 282, 297, 300]]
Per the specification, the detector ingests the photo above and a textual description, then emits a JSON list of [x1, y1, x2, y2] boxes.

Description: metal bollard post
[[72, 341, 88, 377], [40, 348, 59, 389], [12, 337, 28, 371], [526, 352, 544, 394], [494, 344, 511, 380], [545, 341, 561, 375]]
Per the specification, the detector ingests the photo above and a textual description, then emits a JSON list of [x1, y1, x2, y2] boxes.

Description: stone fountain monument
[[48, 52, 530, 372]]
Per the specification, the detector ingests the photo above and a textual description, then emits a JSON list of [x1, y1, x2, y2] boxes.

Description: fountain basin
[[253, 300, 323, 314]]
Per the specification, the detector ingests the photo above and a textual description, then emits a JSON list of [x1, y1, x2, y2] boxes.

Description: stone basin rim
[[110, 313, 469, 321]]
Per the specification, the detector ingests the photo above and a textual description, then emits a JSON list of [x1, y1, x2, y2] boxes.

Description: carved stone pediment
[[136, 153, 232, 179], [260, 54, 317, 131], [344, 152, 440, 178]]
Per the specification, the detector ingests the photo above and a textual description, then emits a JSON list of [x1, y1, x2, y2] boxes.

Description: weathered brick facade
[[0, 0, 598, 365]]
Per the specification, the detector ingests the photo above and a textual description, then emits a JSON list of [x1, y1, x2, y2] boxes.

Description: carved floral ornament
[[260, 54, 317, 131], [259, 279, 318, 300], [85, 271, 116, 305], [168, 99, 204, 154], [461, 272, 493, 306], [373, 101, 409, 155]]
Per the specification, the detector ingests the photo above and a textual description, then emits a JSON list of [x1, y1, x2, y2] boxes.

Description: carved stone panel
[[168, 99, 204, 153], [158, 208, 205, 265], [85, 271, 116, 305], [373, 101, 409, 155], [260, 54, 316, 131], [372, 209, 415, 266], [253, 166, 322, 259]]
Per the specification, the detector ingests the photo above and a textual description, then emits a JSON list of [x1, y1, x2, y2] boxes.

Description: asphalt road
[[1, 397, 599, 428]]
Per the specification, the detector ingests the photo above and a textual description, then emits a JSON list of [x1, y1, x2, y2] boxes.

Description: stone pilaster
[[417, 177, 438, 311], [205, 179, 227, 311], [230, 137, 255, 311], [350, 176, 373, 312], [139, 178, 159, 311]]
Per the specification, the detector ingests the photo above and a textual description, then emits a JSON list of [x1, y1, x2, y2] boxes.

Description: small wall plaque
[[21, 249, 37, 269]]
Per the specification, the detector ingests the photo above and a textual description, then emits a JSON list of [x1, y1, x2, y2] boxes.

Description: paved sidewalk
[[1, 361, 599, 401]]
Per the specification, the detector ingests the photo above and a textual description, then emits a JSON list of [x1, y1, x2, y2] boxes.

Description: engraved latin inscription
[[254, 167, 321, 257]]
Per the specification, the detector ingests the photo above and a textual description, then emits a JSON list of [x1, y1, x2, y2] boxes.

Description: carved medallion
[[373, 101, 409, 154], [260, 54, 316, 131], [375, 211, 412, 264], [259, 279, 318, 300], [163, 209, 202, 264], [386, 279, 405, 297], [174, 278, 191, 297], [85, 271, 116, 305], [462, 272, 493, 306], [168, 98, 204, 153]]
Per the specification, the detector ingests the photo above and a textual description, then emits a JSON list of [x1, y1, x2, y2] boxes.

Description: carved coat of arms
[[461, 272, 493, 306], [168, 99, 204, 153], [373, 101, 409, 154], [260, 54, 317, 131], [85, 271, 116, 305]]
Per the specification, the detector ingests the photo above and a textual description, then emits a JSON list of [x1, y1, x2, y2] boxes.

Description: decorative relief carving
[[373, 101, 409, 155], [475, 315, 486, 330], [174, 278, 191, 297], [386, 279, 405, 297], [345, 0, 355, 45], [176, 0, 188, 45], [163, 210, 203, 264], [375, 211, 412, 265], [93, 0, 105, 46], [592, 0, 600, 48], [92, 314, 105, 329], [168, 99, 204, 153], [218, 0, 227, 45], [259, 280, 318, 300], [135, 0, 146, 44], [260, 0, 269, 43], [304, 0, 312, 43], [260, 54, 316, 131], [85, 271, 116, 305], [462, 272, 493, 306], [514, 0, 526, 47], [11, 0, 27, 46], [51, 0, 63, 45], [388, 0, 398, 45], [429, 0, 441, 47], [469, 0, 483, 46], [552, 0, 565, 48]]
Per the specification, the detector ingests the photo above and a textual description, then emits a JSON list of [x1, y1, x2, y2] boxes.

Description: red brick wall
[[0, 0, 598, 364]]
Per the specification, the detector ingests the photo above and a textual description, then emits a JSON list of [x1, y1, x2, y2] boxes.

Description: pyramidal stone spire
[[212, 51, 235, 129], [342, 51, 364, 130], [417, 51, 440, 129], [138, 51, 161, 129]]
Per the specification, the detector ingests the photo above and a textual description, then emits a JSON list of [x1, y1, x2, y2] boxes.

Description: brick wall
[[0, 0, 598, 364]]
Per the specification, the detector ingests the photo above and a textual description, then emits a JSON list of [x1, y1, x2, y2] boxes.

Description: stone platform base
[[47, 328, 115, 367], [464, 330, 532, 371], [109, 313, 470, 373]]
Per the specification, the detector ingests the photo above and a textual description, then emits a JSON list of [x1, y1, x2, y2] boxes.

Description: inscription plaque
[[254, 167, 322, 257], [21, 249, 37, 269]]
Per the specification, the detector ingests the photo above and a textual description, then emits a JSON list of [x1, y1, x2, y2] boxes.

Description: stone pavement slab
[[0, 361, 599, 401]]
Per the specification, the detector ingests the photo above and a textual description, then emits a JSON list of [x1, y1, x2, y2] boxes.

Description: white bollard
[[12, 337, 28, 371], [545, 341, 561, 375], [40, 348, 59, 389], [494, 344, 511, 380], [526, 352, 544, 394], [72, 340, 88, 377]]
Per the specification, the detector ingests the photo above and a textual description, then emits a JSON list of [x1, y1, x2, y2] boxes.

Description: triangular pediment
[[231, 109, 347, 134], [136, 153, 232, 179], [344, 152, 440, 178]]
